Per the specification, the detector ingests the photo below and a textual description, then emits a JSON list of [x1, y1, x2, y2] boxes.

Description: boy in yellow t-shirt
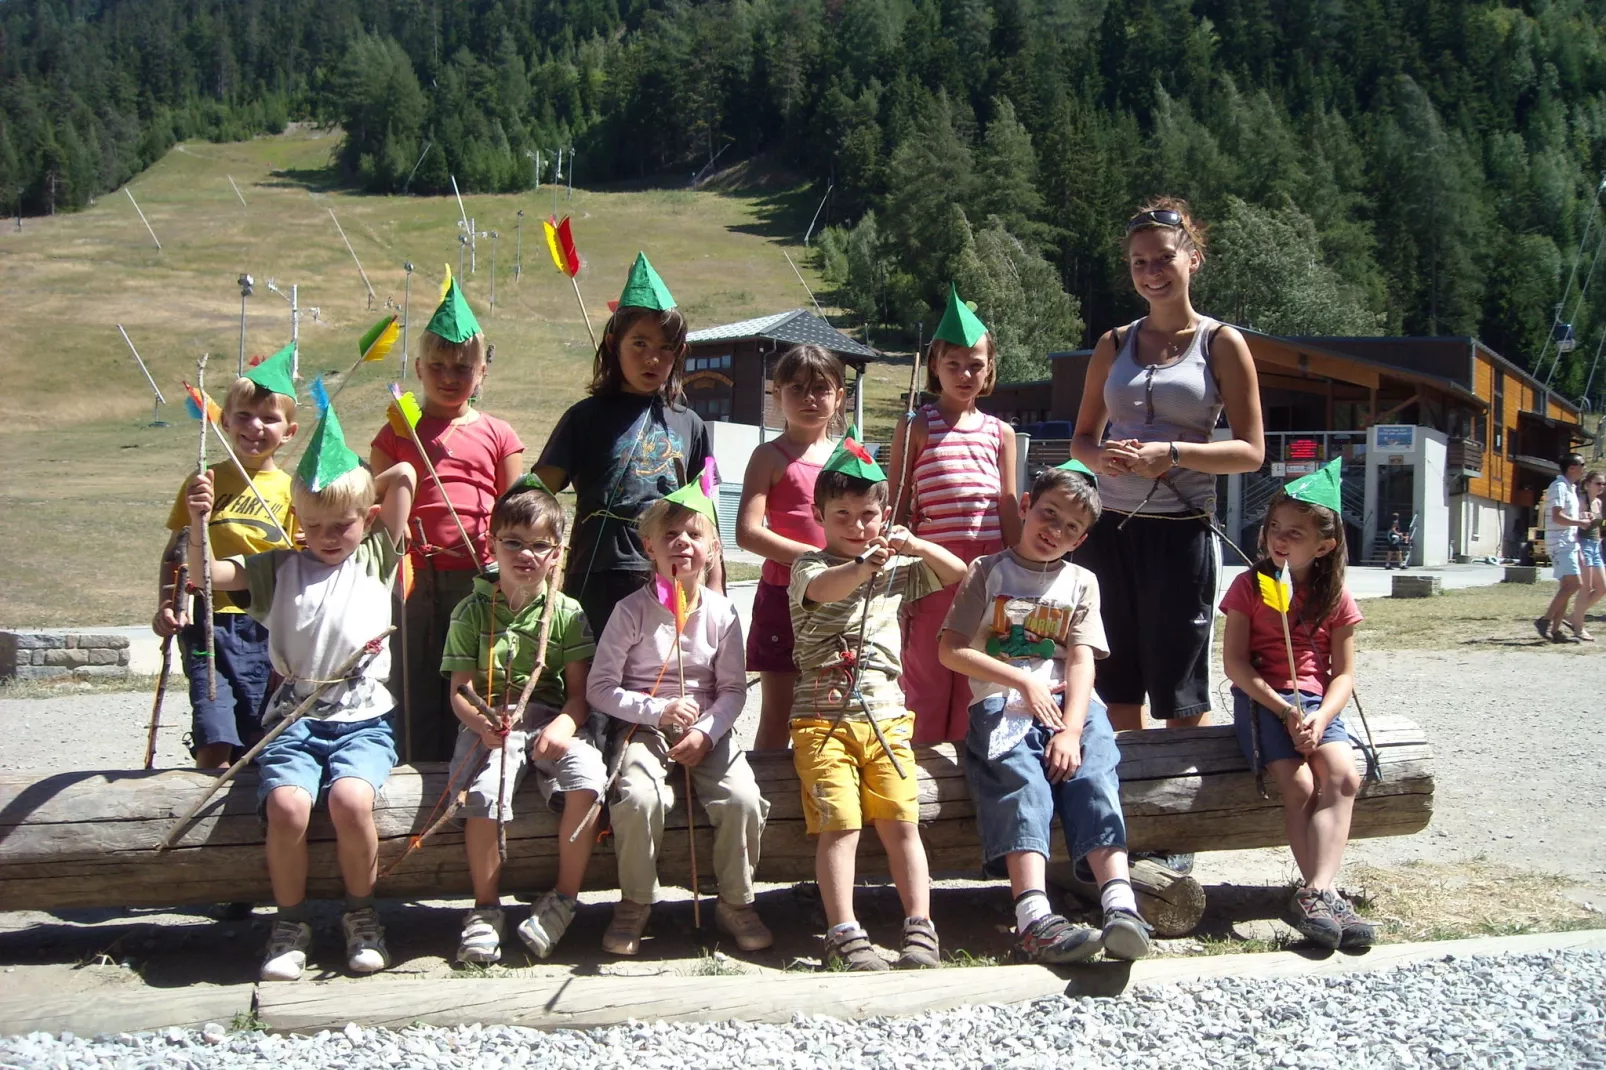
[[154, 347, 299, 768]]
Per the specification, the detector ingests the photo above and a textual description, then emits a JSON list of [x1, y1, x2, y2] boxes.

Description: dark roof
[[685, 309, 876, 360]]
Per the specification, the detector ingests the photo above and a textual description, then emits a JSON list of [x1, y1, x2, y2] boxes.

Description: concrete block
[[1391, 574, 1442, 598], [75, 634, 129, 649], [63, 635, 77, 649], [5, 633, 64, 650], [73, 666, 130, 680], [12, 665, 70, 681], [1504, 565, 1541, 584], [117, 650, 131, 666], [41, 648, 89, 668], [86, 648, 121, 666]]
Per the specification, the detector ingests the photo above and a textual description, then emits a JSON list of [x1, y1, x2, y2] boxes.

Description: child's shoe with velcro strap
[[1286, 887, 1343, 950], [894, 916, 941, 969], [1100, 907, 1153, 961], [259, 919, 312, 982], [518, 891, 577, 960], [823, 924, 888, 971], [342, 906, 391, 974], [456, 906, 504, 965], [1322, 890, 1378, 948], [1016, 914, 1103, 964]]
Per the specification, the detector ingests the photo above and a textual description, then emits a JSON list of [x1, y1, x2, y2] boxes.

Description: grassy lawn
[[0, 130, 907, 627], [1356, 580, 1604, 652]]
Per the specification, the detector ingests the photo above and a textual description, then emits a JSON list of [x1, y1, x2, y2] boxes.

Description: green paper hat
[[1284, 457, 1343, 515], [663, 458, 718, 522], [821, 425, 886, 483], [244, 342, 297, 398], [1055, 458, 1098, 484], [617, 252, 676, 311], [507, 472, 555, 497], [425, 266, 482, 343], [932, 283, 988, 348], [296, 403, 362, 493]]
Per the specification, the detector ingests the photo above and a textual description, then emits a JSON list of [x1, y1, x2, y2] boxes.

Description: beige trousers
[[610, 728, 769, 906]]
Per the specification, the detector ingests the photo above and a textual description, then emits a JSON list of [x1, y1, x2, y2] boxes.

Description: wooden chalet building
[[682, 308, 875, 428]]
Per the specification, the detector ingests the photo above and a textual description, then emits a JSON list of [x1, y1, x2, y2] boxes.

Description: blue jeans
[[1232, 688, 1352, 768], [962, 693, 1127, 877], [181, 611, 272, 754], [255, 713, 397, 811]]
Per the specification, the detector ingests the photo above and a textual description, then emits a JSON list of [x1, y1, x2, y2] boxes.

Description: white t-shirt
[[1546, 475, 1580, 548], [238, 529, 401, 724]]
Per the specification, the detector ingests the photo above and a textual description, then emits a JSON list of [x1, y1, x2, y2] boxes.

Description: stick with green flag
[[321, 315, 402, 412], [193, 353, 217, 702]]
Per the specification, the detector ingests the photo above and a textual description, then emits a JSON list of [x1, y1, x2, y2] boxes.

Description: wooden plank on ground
[[0, 981, 253, 1037]]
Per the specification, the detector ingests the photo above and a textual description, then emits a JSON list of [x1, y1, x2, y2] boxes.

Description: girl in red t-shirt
[[1219, 489, 1373, 952]]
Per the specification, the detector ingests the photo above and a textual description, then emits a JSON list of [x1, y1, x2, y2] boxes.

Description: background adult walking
[[1070, 198, 1265, 734], [1571, 470, 1606, 641]]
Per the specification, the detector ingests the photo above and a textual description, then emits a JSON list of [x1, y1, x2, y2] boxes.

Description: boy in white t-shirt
[[186, 403, 415, 982], [1537, 453, 1591, 643]]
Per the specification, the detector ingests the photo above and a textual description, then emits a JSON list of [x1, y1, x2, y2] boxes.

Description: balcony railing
[[1448, 437, 1484, 476]]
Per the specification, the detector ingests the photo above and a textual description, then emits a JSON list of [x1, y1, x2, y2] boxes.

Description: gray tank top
[[1100, 316, 1224, 514]]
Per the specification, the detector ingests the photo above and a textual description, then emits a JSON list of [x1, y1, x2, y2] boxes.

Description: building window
[[690, 396, 732, 421]]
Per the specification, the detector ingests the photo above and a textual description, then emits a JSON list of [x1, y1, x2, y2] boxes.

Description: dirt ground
[[1, 642, 1602, 997]]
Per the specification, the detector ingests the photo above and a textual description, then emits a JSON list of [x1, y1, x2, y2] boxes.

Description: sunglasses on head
[[1126, 209, 1184, 232]]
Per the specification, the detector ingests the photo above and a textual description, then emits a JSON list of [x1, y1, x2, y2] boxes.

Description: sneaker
[[823, 924, 888, 971], [601, 898, 651, 956], [341, 906, 391, 974], [1100, 907, 1153, 961], [715, 900, 774, 952], [259, 919, 312, 982], [894, 916, 941, 969], [1322, 890, 1378, 948], [1535, 617, 1552, 639], [456, 906, 505, 965], [1016, 914, 1102, 965], [1286, 887, 1342, 950], [517, 891, 577, 960]]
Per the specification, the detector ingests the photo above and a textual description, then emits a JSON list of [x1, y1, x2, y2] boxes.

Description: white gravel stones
[[1, 951, 1603, 1069]]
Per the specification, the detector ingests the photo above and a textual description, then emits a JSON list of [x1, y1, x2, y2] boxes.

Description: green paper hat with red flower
[[821, 425, 886, 483]]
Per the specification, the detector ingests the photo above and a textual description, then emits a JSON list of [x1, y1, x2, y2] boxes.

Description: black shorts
[[1072, 509, 1218, 719], [565, 568, 652, 643]]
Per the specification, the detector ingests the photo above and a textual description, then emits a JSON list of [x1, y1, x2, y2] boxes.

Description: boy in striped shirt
[[787, 430, 965, 971]]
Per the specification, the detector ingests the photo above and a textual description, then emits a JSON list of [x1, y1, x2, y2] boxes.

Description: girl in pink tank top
[[736, 345, 846, 748], [888, 297, 1020, 743]]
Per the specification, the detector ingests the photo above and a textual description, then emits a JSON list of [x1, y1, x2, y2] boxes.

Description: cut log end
[[1046, 857, 1207, 938]]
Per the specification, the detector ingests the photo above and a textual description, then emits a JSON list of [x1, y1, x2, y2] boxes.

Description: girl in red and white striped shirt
[[888, 291, 1020, 743]]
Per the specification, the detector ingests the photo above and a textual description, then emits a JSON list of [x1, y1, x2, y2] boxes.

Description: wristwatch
[[1168, 442, 1180, 467]]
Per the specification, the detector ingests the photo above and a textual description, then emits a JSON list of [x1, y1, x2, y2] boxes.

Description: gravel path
[[2, 950, 1602, 1068]]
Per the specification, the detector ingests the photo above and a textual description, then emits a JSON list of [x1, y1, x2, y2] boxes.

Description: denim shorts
[[256, 713, 397, 810], [1581, 538, 1603, 569], [181, 611, 272, 754], [1554, 543, 1582, 579], [1232, 688, 1352, 769], [962, 693, 1127, 876]]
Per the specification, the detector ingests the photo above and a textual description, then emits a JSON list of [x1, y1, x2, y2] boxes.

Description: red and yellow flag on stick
[[545, 214, 597, 351]]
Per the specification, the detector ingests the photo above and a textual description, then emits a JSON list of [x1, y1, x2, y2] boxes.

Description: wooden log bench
[[0, 716, 1433, 937]]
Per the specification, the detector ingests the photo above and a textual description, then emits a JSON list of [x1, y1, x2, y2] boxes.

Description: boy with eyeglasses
[[441, 475, 607, 965]]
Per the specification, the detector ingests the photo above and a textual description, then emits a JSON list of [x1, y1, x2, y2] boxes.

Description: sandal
[[894, 915, 941, 969]]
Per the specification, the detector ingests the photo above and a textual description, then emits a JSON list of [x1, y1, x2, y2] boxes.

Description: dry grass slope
[[0, 130, 905, 626]]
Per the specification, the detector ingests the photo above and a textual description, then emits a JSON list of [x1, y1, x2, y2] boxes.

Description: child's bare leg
[[264, 786, 313, 907], [195, 743, 232, 770], [1004, 850, 1045, 899], [754, 673, 796, 750], [463, 817, 502, 906], [555, 790, 600, 900], [873, 819, 931, 919], [1083, 845, 1130, 886], [817, 829, 861, 928], [1302, 743, 1361, 891], [327, 777, 379, 899], [1265, 757, 1317, 881], [1106, 702, 1144, 732]]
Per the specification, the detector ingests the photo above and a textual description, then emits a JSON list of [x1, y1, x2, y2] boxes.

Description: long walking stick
[[156, 627, 395, 850], [667, 565, 701, 928], [494, 535, 572, 862], [388, 385, 480, 567], [195, 354, 217, 701], [145, 532, 189, 769]]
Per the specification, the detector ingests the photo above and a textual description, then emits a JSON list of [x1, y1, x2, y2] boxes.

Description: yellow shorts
[[790, 713, 919, 834]]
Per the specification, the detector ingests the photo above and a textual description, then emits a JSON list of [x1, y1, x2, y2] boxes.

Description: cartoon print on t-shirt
[[984, 595, 1083, 660]]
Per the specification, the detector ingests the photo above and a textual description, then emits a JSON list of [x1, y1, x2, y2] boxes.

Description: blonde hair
[[925, 336, 997, 396], [1123, 196, 1209, 260], [222, 377, 297, 424], [292, 464, 377, 518], [418, 328, 487, 368], [636, 498, 716, 544]]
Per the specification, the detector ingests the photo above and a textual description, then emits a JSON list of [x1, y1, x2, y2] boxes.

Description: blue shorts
[[1232, 688, 1352, 768], [1553, 543, 1582, 579], [181, 611, 272, 755], [962, 693, 1127, 876], [1581, 539, 1603, 569], [256, 713, 397, 811]]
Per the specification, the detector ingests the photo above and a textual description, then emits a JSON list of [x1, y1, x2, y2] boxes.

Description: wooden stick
[[671, 565, 701, 928], [570, 276, 598, 351], [494, 534, 572, 862], [196, 355, 216, 702], [395, 402, 479, 568], [156, 627, 395, 850], [145, 533, 188, 769], [206, 421, 293, 545]]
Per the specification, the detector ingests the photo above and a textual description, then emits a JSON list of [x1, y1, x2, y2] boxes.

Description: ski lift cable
[[1583, 326, 1606, 404], [1534, 174, 1606, 385], [1543, 227, 1606, 388]]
